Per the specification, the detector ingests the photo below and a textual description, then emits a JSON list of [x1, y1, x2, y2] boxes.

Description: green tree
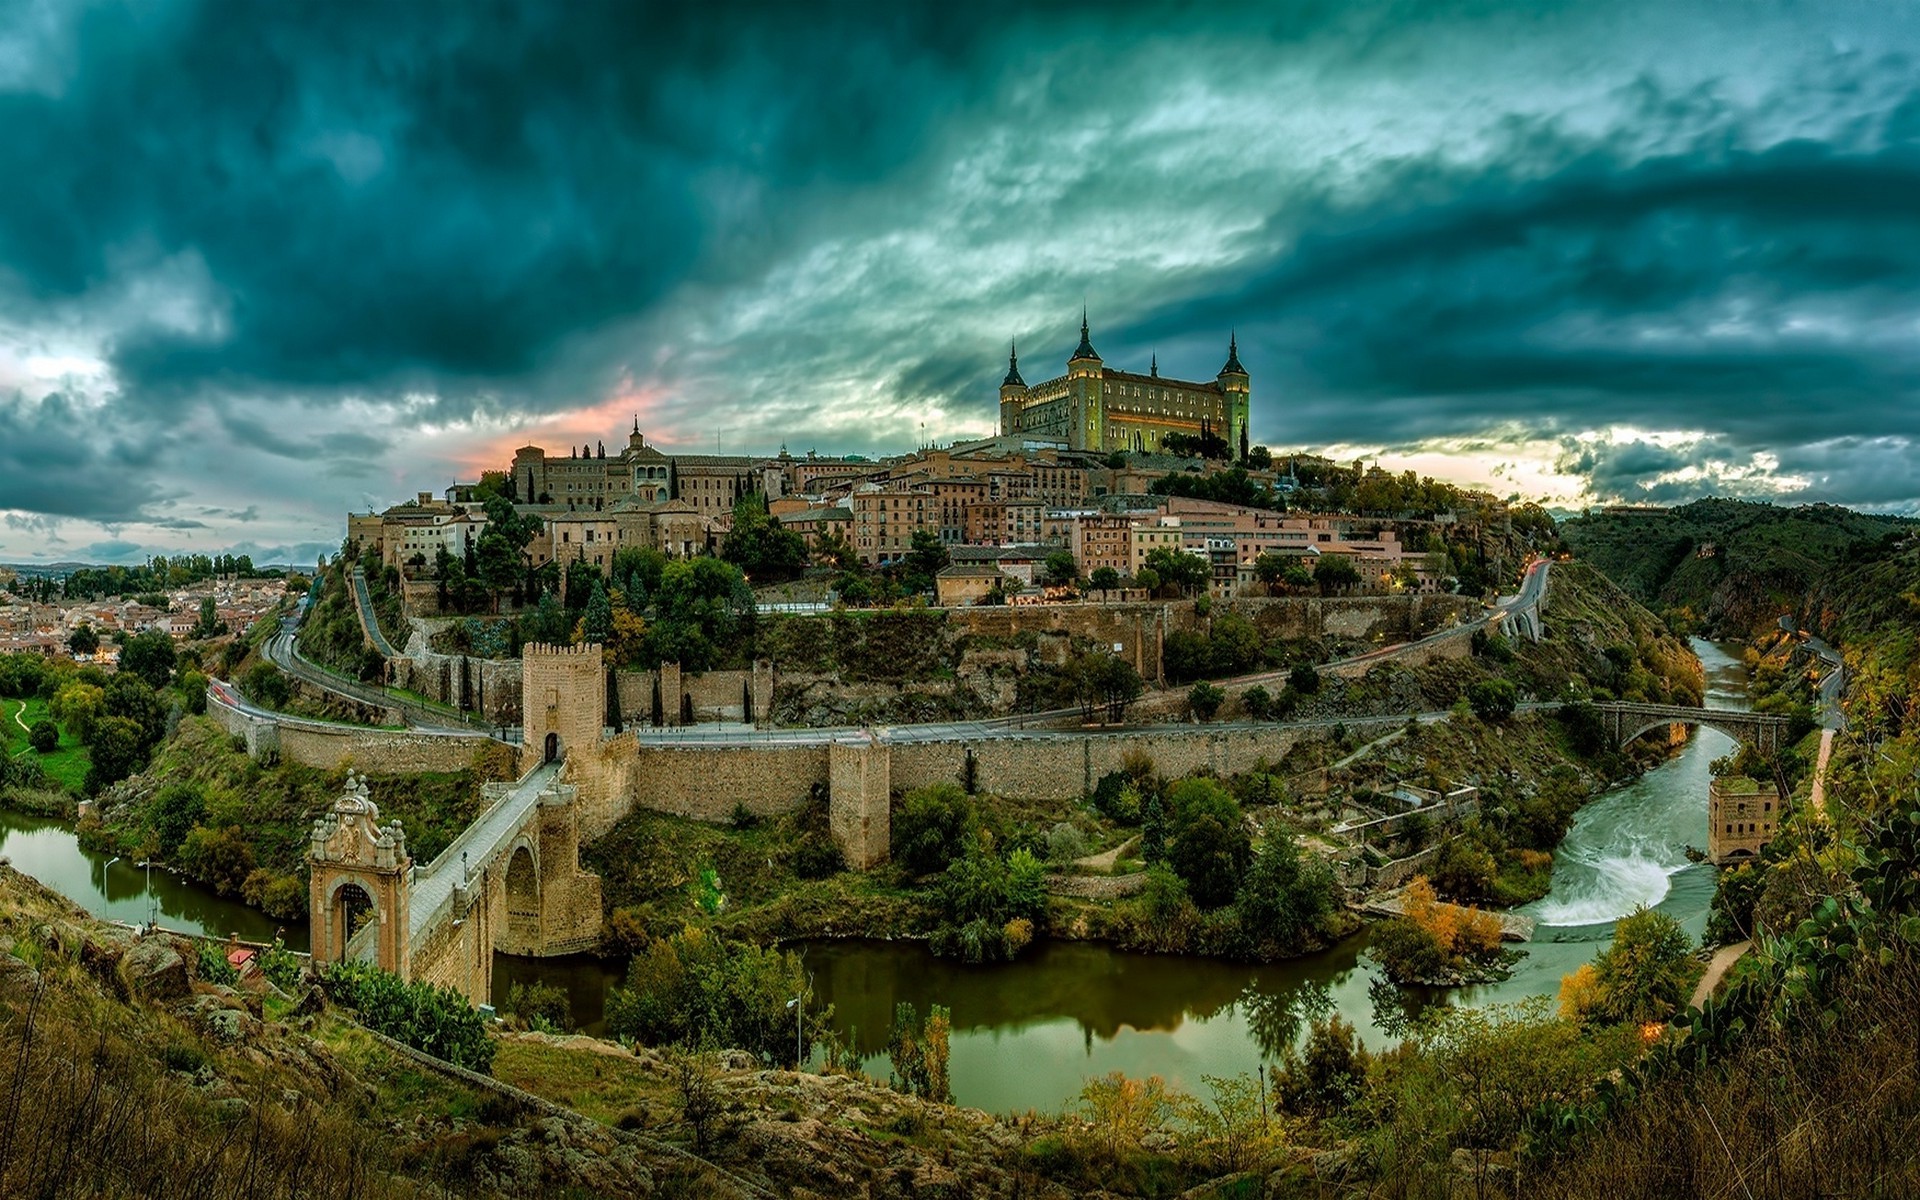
[[241, 661, 292, 710], [579, 579, 615, 646], [120, 630, 177, 689], [1466, 678, 1518, 721], [1188, 680, 1225, 721], [1314, 555, 1361, 594], [1133, 566, 1161, 594], [148, 782, 206, 857], [722, 494, 809, 582], [1576, 906, 1697, 1026], [1235, 834, 1337, 956], [1171, 813, 1251, 909], [192, 595, 220, 639], [84, 715, 148, 794], [67, 623, 99, 657], [903, 530, 950, 592], [103, 672, 166, 750], [1288, 662, 1322, 695], [1088, 565, 1122, 591], [1043, 550, 1078, 586], [28, 720, 58, 754], [1144, 546, 1208, 596], [50, 681, 104, 743]]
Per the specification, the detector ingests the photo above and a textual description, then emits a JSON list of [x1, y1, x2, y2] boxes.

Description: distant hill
[[1558, 498, 1915, 636]]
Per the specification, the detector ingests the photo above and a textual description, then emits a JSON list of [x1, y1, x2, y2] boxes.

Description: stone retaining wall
[[208, 695, 492, 774]]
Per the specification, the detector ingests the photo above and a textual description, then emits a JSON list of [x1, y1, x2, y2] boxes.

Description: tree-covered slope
[[1559, 498, 1912, 636]]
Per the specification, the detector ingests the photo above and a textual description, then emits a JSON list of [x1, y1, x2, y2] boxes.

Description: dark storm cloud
[[0, 390, 172, 520], [0, 0, 1098, 412], [6, 0, 1920, 557], [1134, 94, 1920, 455]]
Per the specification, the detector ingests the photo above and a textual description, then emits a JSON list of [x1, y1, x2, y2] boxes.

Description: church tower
[[1066, 310, 1104, 450], [998, 341, 1027, 435], [1218, 332, 1250, 460]]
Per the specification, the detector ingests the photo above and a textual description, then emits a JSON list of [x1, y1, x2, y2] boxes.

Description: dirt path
[[1808, 728, 1836, 817], [1691, 940, 1751, 1009], [8, 700, 26, 735], [1073, 835, 1139, 874]]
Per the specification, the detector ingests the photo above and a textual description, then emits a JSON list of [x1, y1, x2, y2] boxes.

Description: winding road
[[254, 559, 1553, 750]]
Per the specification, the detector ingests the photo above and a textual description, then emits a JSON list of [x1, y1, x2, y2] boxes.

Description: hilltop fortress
[[998, 315, 1251, 457]]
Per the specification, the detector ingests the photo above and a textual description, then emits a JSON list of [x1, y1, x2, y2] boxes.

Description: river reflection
[[0, 810, 307, 950]]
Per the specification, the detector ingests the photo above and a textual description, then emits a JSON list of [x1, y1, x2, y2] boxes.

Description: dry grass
[[1536, 952, 1920, 1198]]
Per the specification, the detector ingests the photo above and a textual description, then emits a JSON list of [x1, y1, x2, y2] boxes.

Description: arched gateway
[[308, 772, 413, 976]]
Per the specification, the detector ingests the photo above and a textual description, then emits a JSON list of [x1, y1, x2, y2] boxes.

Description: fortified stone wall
[[207, 698, 490, 773], [625, 742, 830, 823], [616, 665, 771, 727], [390, 652, 522, 725]]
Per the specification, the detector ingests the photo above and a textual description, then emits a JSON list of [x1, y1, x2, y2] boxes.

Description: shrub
[[196, 942, 238, 986], [605, 927, 815, 1066], [788, 831, 845, 880], [258, 939, 304, 992], [504, 980, 572, 1032], [890, 781, 976, 876], [321, 959, 494, 1072], [1288, 663, 1321, 695], [930, 847, 1048, 963], [1090, 770, 1142, 825], [1466, 678, 1518, 721], [1045, 821, 1088, 864], [178, 825, 256, 896], [1188, 681, 1225, 721], [27, 720, 57, 753]]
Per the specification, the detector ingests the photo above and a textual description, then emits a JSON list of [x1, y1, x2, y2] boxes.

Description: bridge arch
[[322, 877, 382, 964], [1594, 703, 1788, 755], [504, 839, 542, 950]]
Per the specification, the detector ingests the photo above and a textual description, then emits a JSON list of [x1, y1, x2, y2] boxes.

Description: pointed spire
[[632, 415, 639, 435], [1071, 309, 1100, 362], [1002, 339, 1025, 388], [1219, 330, 1246, 377], [1150, 352, 1158, 377]]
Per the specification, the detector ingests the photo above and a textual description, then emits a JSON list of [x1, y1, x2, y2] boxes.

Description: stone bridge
[[307, 757, 603, 1005], [1592, 702, 1792, 754]]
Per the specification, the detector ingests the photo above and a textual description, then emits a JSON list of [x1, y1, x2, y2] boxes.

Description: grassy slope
[[0, 866, 1086, 1199], [2, 695, 91, 792]]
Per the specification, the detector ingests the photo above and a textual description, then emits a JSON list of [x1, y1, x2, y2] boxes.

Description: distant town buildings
[[337, 330, 1512, 607]]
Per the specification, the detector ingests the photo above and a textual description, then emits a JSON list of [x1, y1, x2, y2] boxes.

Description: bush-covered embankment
[[81, 716, 513, 919]]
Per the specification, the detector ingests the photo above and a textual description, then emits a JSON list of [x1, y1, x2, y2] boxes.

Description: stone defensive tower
[[522, 642, 605, 766]]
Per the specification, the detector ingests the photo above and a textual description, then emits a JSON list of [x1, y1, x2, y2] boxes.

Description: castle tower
[[1217, 332, 1250, 460], [1067, 310, 1104, 450], [521, 642, 606, 767], [998, 341, 1028, 435]]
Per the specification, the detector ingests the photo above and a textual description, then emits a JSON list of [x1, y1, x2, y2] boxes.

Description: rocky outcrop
[[117, 937, 190, 1001]]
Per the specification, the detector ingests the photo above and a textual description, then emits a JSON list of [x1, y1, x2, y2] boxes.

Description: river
[[1, 639, 1746, 1114]]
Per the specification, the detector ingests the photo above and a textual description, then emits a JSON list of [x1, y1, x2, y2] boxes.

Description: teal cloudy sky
[[4, 0, 1920, 564]]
